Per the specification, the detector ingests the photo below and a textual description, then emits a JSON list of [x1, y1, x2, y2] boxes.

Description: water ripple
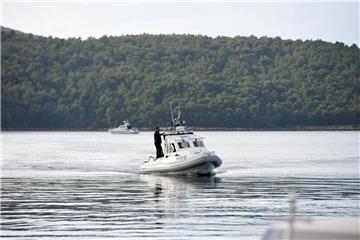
[[1, 175, 359, 239]]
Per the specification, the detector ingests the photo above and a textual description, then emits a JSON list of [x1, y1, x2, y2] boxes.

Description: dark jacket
[[154, 131, 162, 145]]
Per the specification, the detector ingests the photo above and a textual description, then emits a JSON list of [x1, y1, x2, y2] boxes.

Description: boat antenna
[[177, 104, 181, 122], [170, 102, 174, 125]]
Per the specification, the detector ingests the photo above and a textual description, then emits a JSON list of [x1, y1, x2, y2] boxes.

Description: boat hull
[[140, 152, 222, 175]]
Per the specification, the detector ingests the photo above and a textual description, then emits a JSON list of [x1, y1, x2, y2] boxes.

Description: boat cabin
[[163, 135, 205, 155]]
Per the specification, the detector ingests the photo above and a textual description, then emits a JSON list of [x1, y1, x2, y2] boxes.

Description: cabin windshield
[[178, 140, 190, 149], [193, 139, 204, 147]]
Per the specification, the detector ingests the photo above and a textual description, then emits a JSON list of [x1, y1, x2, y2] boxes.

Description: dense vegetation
[[1, 27, 359, 129]]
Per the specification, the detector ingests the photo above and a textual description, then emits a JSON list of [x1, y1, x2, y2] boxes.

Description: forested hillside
[[1, 28, 359, 129]]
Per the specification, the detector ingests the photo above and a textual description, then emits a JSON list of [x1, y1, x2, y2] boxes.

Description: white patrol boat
[[108, 120, 140, 134], [140, 105, 222, 175]]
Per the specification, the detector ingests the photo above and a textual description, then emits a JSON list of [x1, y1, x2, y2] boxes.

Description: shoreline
[[2, 125, 359, 132]]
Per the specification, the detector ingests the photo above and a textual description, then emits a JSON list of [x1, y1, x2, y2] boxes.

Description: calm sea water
[[1, 131, 359, 239]]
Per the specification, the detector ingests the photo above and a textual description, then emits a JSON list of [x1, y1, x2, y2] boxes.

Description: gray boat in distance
[[108, 120, 140, 134]]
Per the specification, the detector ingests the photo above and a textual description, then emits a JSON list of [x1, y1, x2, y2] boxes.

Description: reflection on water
[[141, 175, 221, 219], [1, 131, 359, 239]]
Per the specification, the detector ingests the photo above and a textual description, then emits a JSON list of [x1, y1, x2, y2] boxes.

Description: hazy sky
[[2, 1, 359, 45]]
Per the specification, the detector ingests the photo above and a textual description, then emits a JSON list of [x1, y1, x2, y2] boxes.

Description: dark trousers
[[155, 143, 164, 158]]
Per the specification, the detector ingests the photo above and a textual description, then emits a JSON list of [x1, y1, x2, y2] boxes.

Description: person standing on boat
[[154, 127, 164, 159]]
